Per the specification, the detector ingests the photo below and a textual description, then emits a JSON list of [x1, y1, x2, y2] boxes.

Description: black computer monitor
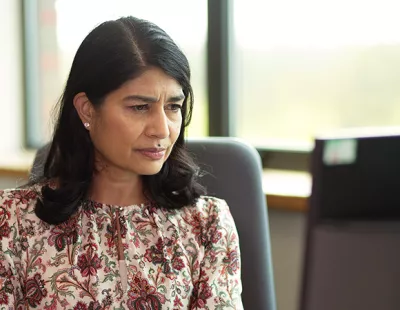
[[299, 130, 400, 310]]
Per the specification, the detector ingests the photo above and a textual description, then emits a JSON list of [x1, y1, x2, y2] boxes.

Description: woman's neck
[[88, 169, 147, 207]]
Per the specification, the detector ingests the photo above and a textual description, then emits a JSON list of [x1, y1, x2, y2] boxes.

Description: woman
[[0, 16, 242, 309]]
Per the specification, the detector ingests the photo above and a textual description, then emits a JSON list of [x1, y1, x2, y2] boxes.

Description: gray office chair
[[186, 137, 276, 310], [30, 137, 277, 310]]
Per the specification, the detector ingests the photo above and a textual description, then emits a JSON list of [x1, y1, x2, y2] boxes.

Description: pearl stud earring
[[84, 122, 90, 128]]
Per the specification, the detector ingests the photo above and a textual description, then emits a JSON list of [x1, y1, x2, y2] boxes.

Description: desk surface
[[0, 154, 311, 212], [263, 169, 310, 212]]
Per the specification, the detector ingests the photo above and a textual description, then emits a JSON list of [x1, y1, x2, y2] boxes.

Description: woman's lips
[[137, 148, 166, 160]]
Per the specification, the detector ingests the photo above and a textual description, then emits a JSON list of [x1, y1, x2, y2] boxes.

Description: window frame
[[207, 0, 310, 171], [22, 0, 42, 149], [22, 0, 311, 171]]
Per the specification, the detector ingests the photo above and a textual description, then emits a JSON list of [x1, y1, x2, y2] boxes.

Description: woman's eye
[[130, 105, 149, 111], [166, 104, 182, 112]]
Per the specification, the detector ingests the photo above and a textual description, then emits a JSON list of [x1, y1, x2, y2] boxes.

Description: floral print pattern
[[0, 185, 243, 309]]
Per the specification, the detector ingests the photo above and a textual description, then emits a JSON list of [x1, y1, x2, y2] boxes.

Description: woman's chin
[[134, 164, 164, 176]]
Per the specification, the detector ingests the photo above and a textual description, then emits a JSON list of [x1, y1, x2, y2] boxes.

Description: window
[[233, 0, 400, 150], [24, 0, 208, 148]]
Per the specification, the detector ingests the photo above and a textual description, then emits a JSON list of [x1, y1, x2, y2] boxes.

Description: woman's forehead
[[101, 68, 185, 105], [123, 67, 183, 94]]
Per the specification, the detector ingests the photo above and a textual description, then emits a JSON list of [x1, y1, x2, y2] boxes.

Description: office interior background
[[1, 1, 400, 309]]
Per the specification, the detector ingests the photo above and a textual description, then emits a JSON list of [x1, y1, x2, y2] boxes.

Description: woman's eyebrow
[[168, 94, 185, 102], [122, 95, 157, 103], [122, 94, 185, 103]]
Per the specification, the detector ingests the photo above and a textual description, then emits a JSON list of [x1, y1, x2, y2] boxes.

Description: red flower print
[[0, 207, 11, 239], [174, 295, 183, 307], [9, 189, 37, 205], [0, 262, 12, 279], [211, 231, 222, 244], [144, 237, 165, 265], [144, 237, 184, 278], [3, 279, 14, 294], [198, 282, 212, 299], [81, 200, 102, 215], [128, 296, 162, 310], [48, 219, 78, 251], [127, 269, 166, 310], [2, 199, 12, 208], [77, 252, 102, 277], [0, 222, 11, 240], [88, 301, 102, 310], [223, 250, 240, 275], [190, 274, 213, 309], [172, 257, 185, 271], [24, 273, 48, 308], [73, 301, 88, 310], [185, 211, 209, 246], [0, 291, 8, 305]]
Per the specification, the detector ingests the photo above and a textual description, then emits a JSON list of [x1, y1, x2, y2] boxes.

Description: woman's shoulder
[[0, 185, 41, 213], [176, 195, 236, 231], [0, 186, 42, 244], [168, 195, 239, 252], [192, 195, 230, 213]]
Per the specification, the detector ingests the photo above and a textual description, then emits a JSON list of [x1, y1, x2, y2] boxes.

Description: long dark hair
[[33, 16, 205, 225]]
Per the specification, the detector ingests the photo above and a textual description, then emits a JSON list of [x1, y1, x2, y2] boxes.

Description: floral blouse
[[0, 186, 243, 309]]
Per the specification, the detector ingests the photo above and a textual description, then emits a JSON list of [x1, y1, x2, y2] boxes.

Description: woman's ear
[[73, 92, 94, 126]]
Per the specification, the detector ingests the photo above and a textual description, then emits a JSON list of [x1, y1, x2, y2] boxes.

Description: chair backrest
[[186, 137, 276, 310], [30, 137, 277, 310]]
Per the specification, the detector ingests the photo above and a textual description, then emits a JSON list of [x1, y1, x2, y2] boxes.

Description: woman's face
[[87, 67, 184, 178]]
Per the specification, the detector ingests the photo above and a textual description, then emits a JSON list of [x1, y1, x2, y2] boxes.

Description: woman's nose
[[146, 109, 170, 139]]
